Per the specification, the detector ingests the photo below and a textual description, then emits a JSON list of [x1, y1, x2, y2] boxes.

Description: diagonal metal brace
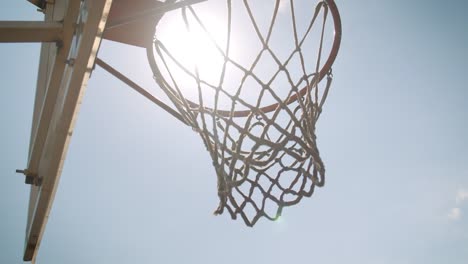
[[95, 58, 188, 126]]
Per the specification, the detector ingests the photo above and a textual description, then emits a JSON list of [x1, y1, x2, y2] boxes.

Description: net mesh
[[147, 0, 338, 226]]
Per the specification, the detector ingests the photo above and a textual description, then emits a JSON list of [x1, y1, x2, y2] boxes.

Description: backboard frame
[[1, 0, 208, 261], [16, 0, 113, 261]]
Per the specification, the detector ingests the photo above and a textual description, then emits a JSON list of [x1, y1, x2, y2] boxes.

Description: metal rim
[[147, 0, 342, 118]]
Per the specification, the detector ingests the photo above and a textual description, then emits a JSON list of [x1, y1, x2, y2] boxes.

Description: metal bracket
[[105, 0, 207, 30], [28, 0, 47, 10], [16, 169, 42, 186]]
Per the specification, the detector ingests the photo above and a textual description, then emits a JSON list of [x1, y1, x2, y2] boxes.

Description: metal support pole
[[0, 21, 62, 43]]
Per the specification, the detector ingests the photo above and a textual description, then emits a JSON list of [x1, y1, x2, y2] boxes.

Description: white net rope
[[147, 0, 339, 226]]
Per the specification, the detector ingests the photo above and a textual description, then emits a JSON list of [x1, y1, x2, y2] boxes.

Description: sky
[[1, 0, 468, 263]]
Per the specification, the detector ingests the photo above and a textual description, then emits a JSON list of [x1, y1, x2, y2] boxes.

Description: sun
[[155, 8, 228, 87]]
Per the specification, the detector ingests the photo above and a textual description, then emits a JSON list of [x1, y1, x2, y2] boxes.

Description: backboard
[[0, 0, 112, 261]]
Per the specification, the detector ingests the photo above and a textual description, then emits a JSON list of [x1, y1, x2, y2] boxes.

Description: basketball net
[[147, 0, 341, 226]]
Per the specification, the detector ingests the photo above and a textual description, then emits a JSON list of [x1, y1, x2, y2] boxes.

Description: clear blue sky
[[1, 0, 468, 263]]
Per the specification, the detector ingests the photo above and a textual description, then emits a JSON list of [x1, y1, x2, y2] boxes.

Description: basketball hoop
[[143, 0, 342, 226], [4, 0, 342, 261]]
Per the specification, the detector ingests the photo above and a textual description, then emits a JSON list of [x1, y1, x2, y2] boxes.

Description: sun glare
[[156, 8, 229, 87]]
